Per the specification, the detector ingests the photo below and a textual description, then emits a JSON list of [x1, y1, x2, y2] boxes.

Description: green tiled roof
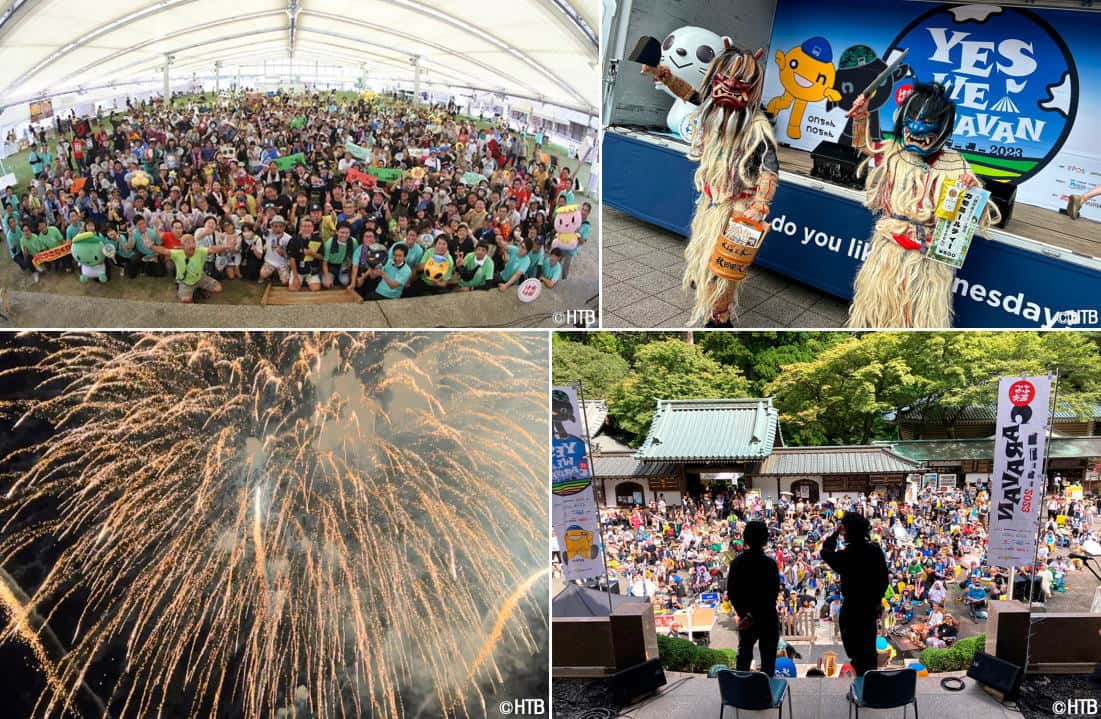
[[884, 436, 1101, 462], [637, 399, 779, 462], [592, 452, 679, 479], [758, 446, 920, 475], [898, 399, 1101, 424]]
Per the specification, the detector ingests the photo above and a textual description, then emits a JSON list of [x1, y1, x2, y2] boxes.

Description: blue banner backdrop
[[604, 130, 1101, 328], [763, 0, 1101, 219]]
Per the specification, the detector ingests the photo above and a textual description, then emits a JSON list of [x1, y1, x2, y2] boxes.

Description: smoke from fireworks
[[0, 332, 548, 719]]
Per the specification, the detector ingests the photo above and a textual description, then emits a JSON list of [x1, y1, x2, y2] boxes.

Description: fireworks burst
[[0, 332, 548, 719]]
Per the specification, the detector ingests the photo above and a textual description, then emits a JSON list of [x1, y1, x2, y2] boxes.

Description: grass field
[[3, 91, 589, 194]]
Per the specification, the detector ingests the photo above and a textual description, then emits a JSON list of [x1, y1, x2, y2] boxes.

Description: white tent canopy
[[0, 0, 598, 112]]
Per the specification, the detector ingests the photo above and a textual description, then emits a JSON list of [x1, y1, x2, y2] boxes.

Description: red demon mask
[[711, 73, 755, 110]]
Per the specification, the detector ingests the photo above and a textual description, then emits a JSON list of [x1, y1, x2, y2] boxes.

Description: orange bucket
[[709, 215, 767, 281]]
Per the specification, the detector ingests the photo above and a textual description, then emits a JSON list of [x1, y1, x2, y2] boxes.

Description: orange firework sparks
[[0, 332, 549, 719]]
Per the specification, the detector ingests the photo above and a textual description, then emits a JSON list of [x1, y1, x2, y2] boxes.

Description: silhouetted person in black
[[821, 513, 889, 676], [727, 520, 781, 676]]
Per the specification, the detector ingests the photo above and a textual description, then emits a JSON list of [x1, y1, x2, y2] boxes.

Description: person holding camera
[[820, 513, 889, 676], [727, 520, 781, 676]]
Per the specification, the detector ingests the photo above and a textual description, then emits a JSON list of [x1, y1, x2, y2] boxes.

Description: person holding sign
[[286, 217, 323, 292], [845, 82, 1000, 328]]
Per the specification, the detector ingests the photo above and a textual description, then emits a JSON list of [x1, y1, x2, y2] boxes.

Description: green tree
[[551, 336, 630, 399], [766, 333, 928, 445], [768, 332, 1101, 444], [699, 332, 849, 395], [897, 332, 1101, 437], [609, 339, 749, 444]]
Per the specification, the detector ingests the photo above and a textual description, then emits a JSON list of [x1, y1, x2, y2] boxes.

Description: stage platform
[[603, 126, 1101, 329], [622, 671, 1019, 719], [773, 145, 1100, 260]]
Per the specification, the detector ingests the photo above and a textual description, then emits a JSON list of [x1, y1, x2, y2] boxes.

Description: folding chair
[[848, 668, 918, 719], [717, 669, 792, 719]]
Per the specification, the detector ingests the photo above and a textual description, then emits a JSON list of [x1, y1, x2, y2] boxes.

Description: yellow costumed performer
[[846, 82, 999, 328], [643, 45, 779, 327]]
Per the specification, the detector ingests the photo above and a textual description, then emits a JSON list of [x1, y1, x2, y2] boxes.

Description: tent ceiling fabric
[[0, 0, 598, 112]]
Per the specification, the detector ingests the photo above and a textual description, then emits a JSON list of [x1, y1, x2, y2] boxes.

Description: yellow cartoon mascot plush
[[766, 37, 842, 140]]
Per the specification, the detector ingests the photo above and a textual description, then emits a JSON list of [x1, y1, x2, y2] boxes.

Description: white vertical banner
[[988, 375, 1053, 568], [551, 386, 604, 581]]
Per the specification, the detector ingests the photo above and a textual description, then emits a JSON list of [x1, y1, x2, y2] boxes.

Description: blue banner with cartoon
[[764, 0, 1101, 220], [551, 386, 604, 581]]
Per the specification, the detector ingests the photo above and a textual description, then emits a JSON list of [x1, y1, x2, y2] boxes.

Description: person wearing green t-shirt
[[151, 233, 235, 303], [321, 222, 357, 289], [393, 229, 425, 268], [364, 243, 413, 300], [64, 211, 84, 243], [541, 248, 563, 288], [410, 236, 453, 296], [526, 240, 545, 280], [7, 217, 33, 274], [31, 217, 71, 274], [455, 240, 495, 291], [496, 239, 532, 292], [4, 213, 24, 262]]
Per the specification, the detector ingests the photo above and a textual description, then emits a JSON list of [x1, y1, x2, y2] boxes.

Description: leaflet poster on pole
[[551, 385, 603, 582], [988, 375, 1052, 567]]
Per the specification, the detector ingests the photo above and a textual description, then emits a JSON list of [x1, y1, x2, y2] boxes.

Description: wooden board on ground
[[261, 285, 363, 306]]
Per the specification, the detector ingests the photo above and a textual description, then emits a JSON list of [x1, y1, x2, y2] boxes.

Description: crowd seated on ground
[[2, 89, 592, 304], [590, 484, 1098, 651]]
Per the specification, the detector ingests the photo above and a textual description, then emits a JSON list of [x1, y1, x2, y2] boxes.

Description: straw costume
[[846, 82, 1000, 328], [645, 45, 779, 326]]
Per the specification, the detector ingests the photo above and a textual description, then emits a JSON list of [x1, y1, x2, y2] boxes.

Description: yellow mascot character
[[766, 37, 842, 140]]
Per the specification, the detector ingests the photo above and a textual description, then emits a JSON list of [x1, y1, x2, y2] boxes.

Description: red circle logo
[[895, 84, 914, 105], [1008, 380, 1036, 407]]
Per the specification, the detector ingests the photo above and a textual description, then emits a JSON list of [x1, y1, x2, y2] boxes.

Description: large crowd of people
[[597, 483, 1099, 657], [1, 90, 592, 304]]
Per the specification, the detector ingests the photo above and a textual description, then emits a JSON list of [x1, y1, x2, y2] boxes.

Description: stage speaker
[[1012, 576, 1043, 604], [608, 658, 666, 707], [811, 141, 864, 189], [967, 651, 1022, 701], [986, 180, 1016, 229]]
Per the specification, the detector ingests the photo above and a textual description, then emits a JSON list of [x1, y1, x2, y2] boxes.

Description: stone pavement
[[624, 671, 1019, 719], [602, 209, 849, 329]]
